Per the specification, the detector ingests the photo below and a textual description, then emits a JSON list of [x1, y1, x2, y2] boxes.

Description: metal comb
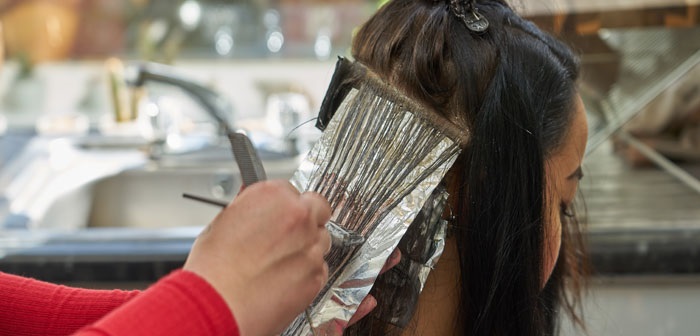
[[227, 130, 267, 187]]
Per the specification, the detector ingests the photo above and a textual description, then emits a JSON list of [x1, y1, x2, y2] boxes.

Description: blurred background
[[0, 0, 699, 335]]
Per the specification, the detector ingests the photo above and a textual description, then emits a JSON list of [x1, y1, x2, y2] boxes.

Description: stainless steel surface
[[580, 140, 700, 230], [586, 28, 700, 154], [0, 132, 300, 230], [0, 137, 148, 229], [89, 167, 236, 228], [617, 131, 700, 196], [581, 27, 700, 231], [88, 159, 298, 229], [560, 276, 700, 336], [0, 226, 202, 261]]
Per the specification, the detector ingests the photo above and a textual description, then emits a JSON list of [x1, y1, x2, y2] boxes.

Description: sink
[[1, 135, 300, 230], [86, 159, 299, 228], [88, 167, 236, 228]]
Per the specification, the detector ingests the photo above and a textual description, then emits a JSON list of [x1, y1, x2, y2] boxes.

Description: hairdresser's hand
[[184, 180, 332, 336]]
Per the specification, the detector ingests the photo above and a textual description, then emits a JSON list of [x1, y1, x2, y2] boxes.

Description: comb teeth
[[228, 131, 267, 186]]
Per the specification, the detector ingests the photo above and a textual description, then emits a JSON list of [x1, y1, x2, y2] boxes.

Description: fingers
[[380, 249, 401, 275], [348, 294, 377, 326], [300, 192, 332, 228], [184, 179, 336, 336], [319, 226, 332, 255], [237, 180, 300, 199], [265, 179, 303, 196]]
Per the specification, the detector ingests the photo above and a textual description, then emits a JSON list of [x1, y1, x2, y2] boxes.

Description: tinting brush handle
[[182, 193, 365, 247]]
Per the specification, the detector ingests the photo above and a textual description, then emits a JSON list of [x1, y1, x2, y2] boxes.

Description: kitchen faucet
[[125, 61, 305, 161], [126, 62, 235, 136]]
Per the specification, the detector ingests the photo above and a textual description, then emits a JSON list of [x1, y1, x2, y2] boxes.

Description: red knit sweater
[[0, 270, 239, 336]]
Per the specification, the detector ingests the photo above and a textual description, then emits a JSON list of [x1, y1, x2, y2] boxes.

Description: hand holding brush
[[183, 180, 332, 336]]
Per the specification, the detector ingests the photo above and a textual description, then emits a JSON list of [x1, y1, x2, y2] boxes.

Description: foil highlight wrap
[[371, 186, 449, 327], [284, 86, 461, 335]]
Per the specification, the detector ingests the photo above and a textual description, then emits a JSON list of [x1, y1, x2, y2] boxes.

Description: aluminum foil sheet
[[370, 186, 449, 327], [284, 88, 461, 335]]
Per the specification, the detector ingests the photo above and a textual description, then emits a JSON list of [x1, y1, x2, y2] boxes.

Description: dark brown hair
[[346, 0, 586, 335]]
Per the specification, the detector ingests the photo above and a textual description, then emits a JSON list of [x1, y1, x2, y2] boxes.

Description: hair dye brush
[[283, 57, 469, 335]]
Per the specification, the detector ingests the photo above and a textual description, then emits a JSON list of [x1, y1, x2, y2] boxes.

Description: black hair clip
[[316, 57, 355, 131], [464, 4, 489, 33], [450, 0, 489, 33]]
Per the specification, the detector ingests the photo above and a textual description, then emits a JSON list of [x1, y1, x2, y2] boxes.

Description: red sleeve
[[0, 271, 140, 336], [76, 270, 239, 336], [0, 270, 239, 336]]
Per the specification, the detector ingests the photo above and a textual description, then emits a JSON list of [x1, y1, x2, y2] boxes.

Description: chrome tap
[[126, 62, 234, 136], [125, 62, 304, 162]]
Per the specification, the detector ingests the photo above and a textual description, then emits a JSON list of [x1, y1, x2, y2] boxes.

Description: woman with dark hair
[[345, 0, 588, 334]]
